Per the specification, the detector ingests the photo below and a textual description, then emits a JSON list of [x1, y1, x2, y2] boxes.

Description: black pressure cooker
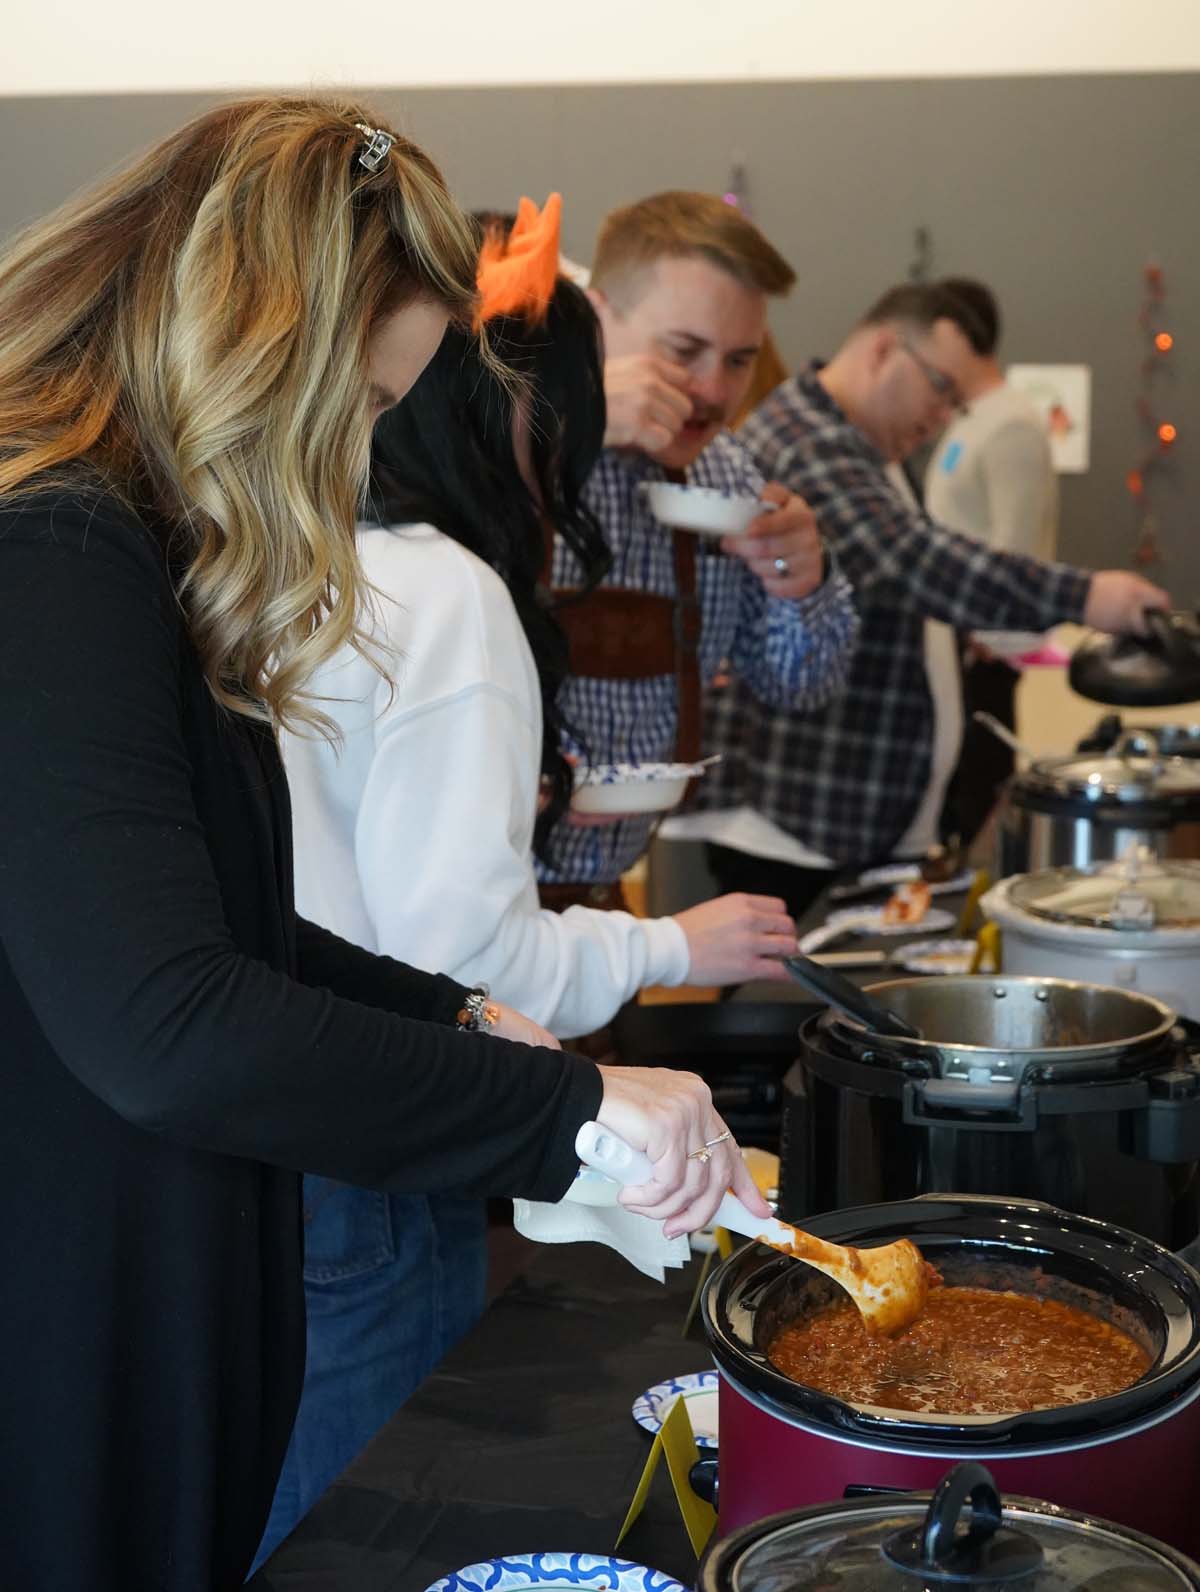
[[779, 974, 1200, 1249]]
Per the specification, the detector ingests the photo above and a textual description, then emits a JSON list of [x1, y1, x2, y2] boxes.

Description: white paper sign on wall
[[1007, 363, 1092, 475]]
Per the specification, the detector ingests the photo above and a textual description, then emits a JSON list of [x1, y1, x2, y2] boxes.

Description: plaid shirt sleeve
[[728, 559, 859, 709], [695, 431, 859, 709], [769, 432, 1091, 632]]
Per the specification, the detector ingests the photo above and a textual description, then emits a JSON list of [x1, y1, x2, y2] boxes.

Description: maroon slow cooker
[[700, 1195, 1200, 1557]]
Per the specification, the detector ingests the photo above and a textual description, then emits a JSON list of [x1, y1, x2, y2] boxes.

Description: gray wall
[[2, 74, 1196, 592]]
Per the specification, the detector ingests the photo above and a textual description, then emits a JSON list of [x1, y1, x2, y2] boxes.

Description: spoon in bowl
[[575, 1122, 936, 1335]]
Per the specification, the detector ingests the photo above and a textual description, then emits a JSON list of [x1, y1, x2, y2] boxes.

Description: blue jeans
[[251, 1179, 487, 1572]]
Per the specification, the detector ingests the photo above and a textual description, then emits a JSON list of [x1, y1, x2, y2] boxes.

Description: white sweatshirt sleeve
[[349, 533, 690, 1039]]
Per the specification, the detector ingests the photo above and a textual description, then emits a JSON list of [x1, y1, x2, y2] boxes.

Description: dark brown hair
[[860, 279, 995, 354]]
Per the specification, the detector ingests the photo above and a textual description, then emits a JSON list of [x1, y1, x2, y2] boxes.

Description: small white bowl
[[569, 760, 706, 816], [639, 480, 768, 538]]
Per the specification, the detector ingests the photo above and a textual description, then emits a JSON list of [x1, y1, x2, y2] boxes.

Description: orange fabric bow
[[475, 192, 563, 328]]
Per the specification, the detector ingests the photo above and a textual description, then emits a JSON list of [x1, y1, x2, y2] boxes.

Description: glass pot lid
[[1008, 849, 1200, 930], [708, 1464, 1197, 1590]]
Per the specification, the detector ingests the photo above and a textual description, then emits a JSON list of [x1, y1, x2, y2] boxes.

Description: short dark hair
[[859, 279, 996, 355], [938, 278, 1000, 356]]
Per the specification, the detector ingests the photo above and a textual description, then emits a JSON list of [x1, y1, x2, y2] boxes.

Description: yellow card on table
[[660, 1391, 718, 1553], [615, 1387, 717, 1558], [681, 1228, 736, 1337]]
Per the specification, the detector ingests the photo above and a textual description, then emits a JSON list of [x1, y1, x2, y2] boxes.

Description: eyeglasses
[[897, 337, 966, 413]]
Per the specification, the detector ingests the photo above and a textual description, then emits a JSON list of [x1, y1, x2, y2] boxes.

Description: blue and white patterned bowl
[[570, 761, 711, 817], [423, 1551, 689, 1591], [632, 1370, 719, 1450], [640, 480, 767, 537]]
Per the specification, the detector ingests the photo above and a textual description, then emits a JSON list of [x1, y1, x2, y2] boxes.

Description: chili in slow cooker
[[767, 1287, 1151, 1415]]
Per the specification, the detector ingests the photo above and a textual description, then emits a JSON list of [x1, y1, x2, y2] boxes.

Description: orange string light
[[1129, 263, 1175, 568]]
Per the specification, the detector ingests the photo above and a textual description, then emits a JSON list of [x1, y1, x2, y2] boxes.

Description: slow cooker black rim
[[701, 1196, 1200, 1450], [697, 1489, 1200, 1589]]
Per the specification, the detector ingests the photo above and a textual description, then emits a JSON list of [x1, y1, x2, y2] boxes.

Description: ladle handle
[[784, 955, 921, 1040], [972, 710, 1032, 761]]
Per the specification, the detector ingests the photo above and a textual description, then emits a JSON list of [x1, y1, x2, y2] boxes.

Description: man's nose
[[689, 365, 730, 412]]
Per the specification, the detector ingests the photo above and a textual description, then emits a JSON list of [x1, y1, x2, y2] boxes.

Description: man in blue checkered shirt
[[675, 281, 1169, 913], [536, 193, 858, 893]]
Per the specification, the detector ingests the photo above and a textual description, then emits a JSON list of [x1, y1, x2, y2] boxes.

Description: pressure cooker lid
[[703, 1463, 1199, 1589], [1069, 609, 1200, 709], [1008, 850, 1200, 930], [1025, 737, 1200, 804]]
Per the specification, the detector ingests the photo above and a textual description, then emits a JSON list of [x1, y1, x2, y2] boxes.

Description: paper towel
[[513, 1170, 691, 1283]]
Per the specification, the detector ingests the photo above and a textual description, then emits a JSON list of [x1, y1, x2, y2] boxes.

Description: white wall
[[7, 0, 1200, 97]]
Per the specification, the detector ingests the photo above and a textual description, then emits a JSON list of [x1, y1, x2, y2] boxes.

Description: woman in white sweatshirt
[[263, 204, 795, 1559]]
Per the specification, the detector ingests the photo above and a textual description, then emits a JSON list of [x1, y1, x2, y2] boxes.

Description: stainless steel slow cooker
[[700, 1196, 1200, 1556], [778, 975, 1200, 1247], [698, 1461, 1200, 1589], [983, 853, 1200, 1018], [998, 730, 1200, 875]]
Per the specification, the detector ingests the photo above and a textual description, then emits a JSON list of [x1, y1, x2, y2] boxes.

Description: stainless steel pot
[[999, 730, 1200, 874], [825, 973, 1176, 1086]]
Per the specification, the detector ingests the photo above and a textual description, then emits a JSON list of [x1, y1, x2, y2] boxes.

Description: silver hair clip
[[355, 123, 395, 173]]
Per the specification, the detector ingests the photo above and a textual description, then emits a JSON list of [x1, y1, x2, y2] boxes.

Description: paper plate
[[639, 480, 766, 537], [424, 1552, 689, 1591], [856, 864, 974, 896], [895, 938, 978, 976], [798, 905, 955, 953], [632, 1370, 719, 1450]]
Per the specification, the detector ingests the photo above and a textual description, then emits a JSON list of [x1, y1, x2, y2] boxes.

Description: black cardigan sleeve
[[0, 495, 601, 1200], [295, 914, 467, 1025]]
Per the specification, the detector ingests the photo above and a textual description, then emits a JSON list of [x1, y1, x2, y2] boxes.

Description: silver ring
[[773, 556, 790, 577]]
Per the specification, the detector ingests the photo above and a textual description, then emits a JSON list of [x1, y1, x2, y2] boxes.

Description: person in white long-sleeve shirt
[[264, 207, 796, 1556], [287, 520, 696, 1037]]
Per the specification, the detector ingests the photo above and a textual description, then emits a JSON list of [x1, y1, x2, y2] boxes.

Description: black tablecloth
[[256, 1244, 713, 1591]]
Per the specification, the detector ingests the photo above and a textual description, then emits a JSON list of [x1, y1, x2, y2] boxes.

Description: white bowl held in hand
[[569, 759, 715, 816], [639, 480, 770, 538]]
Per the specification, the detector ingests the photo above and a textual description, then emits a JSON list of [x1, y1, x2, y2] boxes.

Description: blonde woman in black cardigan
[[0, 98, 765, 1590]]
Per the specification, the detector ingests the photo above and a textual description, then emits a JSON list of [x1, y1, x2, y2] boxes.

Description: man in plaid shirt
[[679, 281, 1168, 912], [536, 193, 858, 895]]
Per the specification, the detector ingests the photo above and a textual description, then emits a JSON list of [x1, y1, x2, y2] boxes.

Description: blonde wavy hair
[[0, 96, 481, 730]]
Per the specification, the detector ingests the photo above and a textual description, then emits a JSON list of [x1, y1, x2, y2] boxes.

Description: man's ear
[[865, 323, 898, 375]]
